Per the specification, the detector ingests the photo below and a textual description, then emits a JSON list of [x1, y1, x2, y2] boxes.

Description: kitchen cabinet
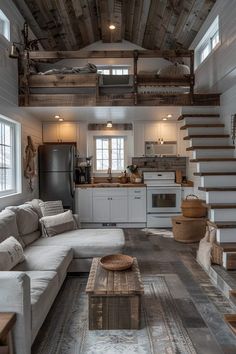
[[159, 122, 177, 141], [43, 122, 78, 143], [93, 188, 128, 223], [75, 188, 93, 222], [128, 188, 146, 222]]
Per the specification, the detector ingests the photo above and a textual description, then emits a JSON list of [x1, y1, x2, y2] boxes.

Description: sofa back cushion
[[0, 236, 25, 271], [25, 198, 43, 218], [0, 209, 22, 244], [40, 210, 75, 237]]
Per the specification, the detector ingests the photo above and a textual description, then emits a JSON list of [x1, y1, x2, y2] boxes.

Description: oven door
[[147, 187, 181, 213]]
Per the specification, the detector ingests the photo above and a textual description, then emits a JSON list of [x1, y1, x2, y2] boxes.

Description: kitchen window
[[94, 136, 125, 172], [0, 116, 20, 197]]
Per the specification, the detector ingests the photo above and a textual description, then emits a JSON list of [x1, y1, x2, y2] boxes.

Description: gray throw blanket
[[39, 63, 97, 75]]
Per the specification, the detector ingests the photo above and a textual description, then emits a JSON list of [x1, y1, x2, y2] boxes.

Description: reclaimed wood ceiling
[[13, 0, 216, 51]]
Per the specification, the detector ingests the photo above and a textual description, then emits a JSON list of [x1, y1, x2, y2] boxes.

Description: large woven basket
[[172, 216, 207, 243], [181, 194, 207, 218]]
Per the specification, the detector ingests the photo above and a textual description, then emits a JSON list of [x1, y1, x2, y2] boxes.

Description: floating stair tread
[[180, 124, 224, 130], [184, 134, 230, 140], [187, 145, 234, 150], [210, 221, 236, 228], [207, 203, 236, 209], [213, 243, 236, 251], [199, 187, 236, 191], [190, 158, 236, 162], [178, 114, 220, 121], [194, 172, 236, 176], [224, 314, 236, 335]]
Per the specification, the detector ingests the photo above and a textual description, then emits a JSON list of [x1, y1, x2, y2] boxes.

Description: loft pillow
[[0, 237, 25, 271], [39, 200, 64, 217], [40, 210, 76, 237]]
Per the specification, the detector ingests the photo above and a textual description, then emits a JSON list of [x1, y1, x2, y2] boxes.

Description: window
[[97, 66, 130, 75], [0, 10, 10, 41], [0, 117, 20, 197], [95, 136, 125, 172], [195, 16, 220, 67]]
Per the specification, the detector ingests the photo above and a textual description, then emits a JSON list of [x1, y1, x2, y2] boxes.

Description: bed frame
[[18, 49, 220, 107]]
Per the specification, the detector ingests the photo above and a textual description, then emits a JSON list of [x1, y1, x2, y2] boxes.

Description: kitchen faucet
[[107, 167, 112, 182]]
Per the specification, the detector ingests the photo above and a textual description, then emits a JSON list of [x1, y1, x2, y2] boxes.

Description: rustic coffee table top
[[86, 257, 144, 296]]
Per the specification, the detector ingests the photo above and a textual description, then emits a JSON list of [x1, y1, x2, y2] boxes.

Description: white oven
[[144, 171, 182, 227]]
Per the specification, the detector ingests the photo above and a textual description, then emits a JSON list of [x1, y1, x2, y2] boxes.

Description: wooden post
[[189, 50, 195, 104], [133, 50, 139, 105], [22, 50, 30, 106]]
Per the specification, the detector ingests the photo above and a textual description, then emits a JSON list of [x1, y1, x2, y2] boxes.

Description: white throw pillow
[[39, 200, 64, 217], [0, 236, 25, 271], [40, 210, 76, 237]]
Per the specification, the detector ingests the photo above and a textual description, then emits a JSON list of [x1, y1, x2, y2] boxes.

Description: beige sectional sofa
[[0, 200, 125, 354]]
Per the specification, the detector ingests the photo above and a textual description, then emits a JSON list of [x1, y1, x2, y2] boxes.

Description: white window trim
[[97, 65, 131, 75], [0, 114, 21, 198], [195, 15, 220, 69], [0, 9, 10, 42]]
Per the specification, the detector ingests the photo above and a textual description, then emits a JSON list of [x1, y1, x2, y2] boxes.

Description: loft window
[[0, 9, 10, 41], [0, 116, 20, 197], [195, 16, 220, 67], [97, 66, 130, 75], [94, 136, 125, 172]]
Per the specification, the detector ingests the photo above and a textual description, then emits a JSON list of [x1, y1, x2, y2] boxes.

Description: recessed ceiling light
[[106, 121, 112, 128], [167, 114, 172, 118], [109, 24, 116, 30], [54, 115, 60, 119], [162, 117, 167, 121], [58, 118, 64, 122]]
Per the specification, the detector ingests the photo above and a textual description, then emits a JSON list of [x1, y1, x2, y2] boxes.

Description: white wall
[[0, 0, 42, 210]]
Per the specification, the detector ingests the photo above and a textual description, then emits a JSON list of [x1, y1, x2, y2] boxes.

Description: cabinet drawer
[[128, 188, 146, 196], [93, 188, 128, 197]]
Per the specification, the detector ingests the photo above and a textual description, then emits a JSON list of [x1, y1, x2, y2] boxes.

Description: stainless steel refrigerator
[[38, 144, 75, 211]]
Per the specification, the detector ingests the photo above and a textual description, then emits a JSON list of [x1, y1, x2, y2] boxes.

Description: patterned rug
[[32, 276, 197, 354]]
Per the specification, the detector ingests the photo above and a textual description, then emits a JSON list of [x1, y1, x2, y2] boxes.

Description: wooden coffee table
[[86, 257, 144, 330]]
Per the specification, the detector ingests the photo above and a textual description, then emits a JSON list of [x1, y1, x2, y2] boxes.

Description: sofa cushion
[[13, 245, 73, 285], [25, 199, 43, 218], [39, 200, 64, 217], [7, 204, 39, 237], [24, 271, 59, 342], [0, 237, 25, 271], [33, 228, 125, 259], [22, 231, 41, 247], [0, 209, 22, 245], [40, 210, 75, 237]]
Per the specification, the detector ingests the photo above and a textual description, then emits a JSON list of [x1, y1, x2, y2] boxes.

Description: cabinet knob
[[134, 196, 141, 199]]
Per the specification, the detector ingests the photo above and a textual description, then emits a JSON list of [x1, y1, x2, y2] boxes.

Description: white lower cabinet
[[75, 188, 93, 222], [76, 187, 146, 224], [128, 188, 146, 222]]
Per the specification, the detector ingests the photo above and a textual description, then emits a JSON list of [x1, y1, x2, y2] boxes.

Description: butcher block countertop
[[76, 183, 146, 188]]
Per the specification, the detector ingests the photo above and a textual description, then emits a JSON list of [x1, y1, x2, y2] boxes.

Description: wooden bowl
[[100, 254, 133, 271]]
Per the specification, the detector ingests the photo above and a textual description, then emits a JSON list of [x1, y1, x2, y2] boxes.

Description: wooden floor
[[124, 229, 236, 354]]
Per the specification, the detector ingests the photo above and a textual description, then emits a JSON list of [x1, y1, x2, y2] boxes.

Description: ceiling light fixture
[[58, 118, 64, 122], [167, 114, 172, 118], [54, 115, 60, 119], [106, 121, 112, 128], [109, 24, 116, 30], [162, 117, 167, 121]]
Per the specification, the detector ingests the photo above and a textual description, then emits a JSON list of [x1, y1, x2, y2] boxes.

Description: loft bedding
[[37, 63, 97, 75]]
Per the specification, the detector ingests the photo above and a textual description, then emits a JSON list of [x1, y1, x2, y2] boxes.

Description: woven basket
[[181, 194, 207, 218], [172, 216, 207, 243], [100, 254, 133, 271]]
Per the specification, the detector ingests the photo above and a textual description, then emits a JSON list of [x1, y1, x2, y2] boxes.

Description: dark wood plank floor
[[124, 229, 236, 354]]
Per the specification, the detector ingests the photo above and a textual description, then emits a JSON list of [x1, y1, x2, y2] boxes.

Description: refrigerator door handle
[[69, 172, 75, 198]]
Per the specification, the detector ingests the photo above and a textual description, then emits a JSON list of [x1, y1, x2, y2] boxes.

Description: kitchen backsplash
[[132, 156, 187, 176]]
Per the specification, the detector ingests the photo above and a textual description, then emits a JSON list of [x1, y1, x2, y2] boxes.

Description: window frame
[[94, 136, 127, 173], [0, 9, 10, 42], [97, 65, 130, 75], [0, 115, 21, 198]]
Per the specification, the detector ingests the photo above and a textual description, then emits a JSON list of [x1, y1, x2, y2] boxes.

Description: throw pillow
[[40, 210, 76, 237], [25, 199, 44, 217], [7, 204, 39, 236], [0, 209, 24, 246], [0, 236, 25, 271], [39, 200, 64, 217]]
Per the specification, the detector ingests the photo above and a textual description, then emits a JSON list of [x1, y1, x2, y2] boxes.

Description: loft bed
[[18, 49, 220, 107]]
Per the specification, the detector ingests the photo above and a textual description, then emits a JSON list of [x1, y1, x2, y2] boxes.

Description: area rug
[[32, 276, 197, 354], [142, 228, 173, 238]]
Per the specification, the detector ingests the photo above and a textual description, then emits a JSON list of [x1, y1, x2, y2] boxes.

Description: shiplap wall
[[0, 0, 42, 210]]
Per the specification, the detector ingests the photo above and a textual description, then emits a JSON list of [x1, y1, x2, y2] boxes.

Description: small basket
[[181, 194, 207, 218], [100, 254, 134, 271]]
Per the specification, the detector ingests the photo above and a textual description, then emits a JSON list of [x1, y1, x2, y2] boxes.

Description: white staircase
[[180, 113, 236, 269]]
